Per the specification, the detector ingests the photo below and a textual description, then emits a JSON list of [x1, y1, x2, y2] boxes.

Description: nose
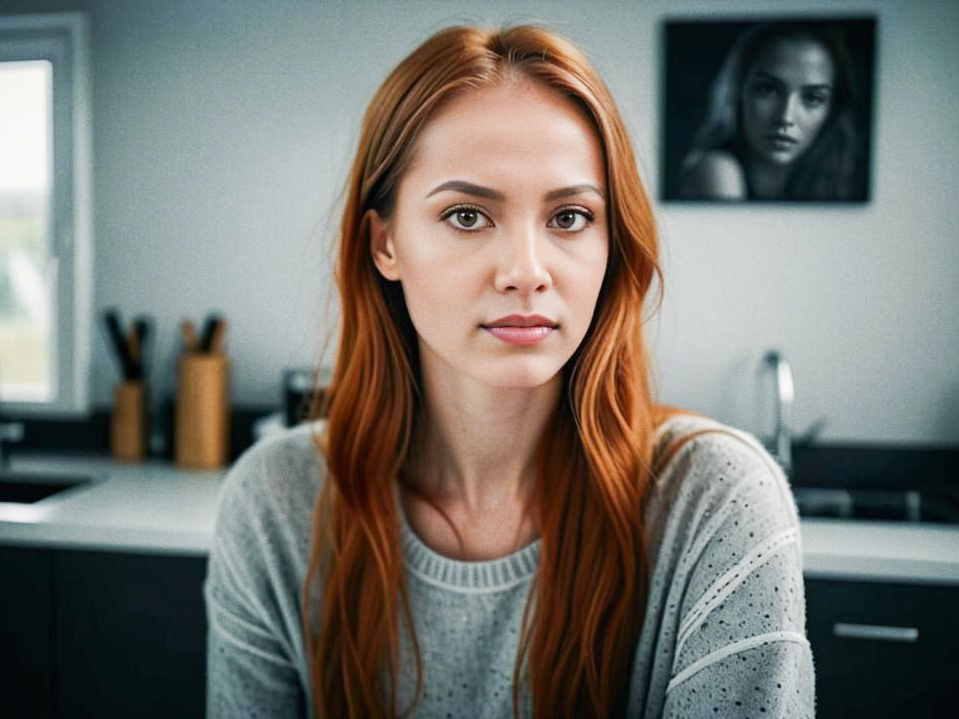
[[775, 93, 800, 127], [493, 221, 552, 296]]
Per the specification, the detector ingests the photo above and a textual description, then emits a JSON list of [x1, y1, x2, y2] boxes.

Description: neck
[[404, 363, 561, 517], [745, 156, 793, 199]]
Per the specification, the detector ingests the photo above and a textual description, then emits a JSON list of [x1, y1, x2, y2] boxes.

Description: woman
[[204, 25, 814, 718], [679, 22, 866, 201]]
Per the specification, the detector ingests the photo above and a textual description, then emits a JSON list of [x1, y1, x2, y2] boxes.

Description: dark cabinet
[[0, 545, 207, 719], [8, 544, 959, 718], [54, 549, 208, 718], [805, 577, 959, 718], [0, 545, 55, 718]]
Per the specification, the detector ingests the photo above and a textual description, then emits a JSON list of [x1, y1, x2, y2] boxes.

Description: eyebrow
[[425, 180, 605, 202], [754, 71, 833, 91]]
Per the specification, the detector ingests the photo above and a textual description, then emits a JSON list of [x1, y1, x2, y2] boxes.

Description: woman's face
[[369, 80, 609, 391], [741, 37, 835, 166]]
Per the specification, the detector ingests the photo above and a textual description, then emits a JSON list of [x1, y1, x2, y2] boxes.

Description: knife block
[[111, 380, 146, 462], [175, 353, 230, 470]]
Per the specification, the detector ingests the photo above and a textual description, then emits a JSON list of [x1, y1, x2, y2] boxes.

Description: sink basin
[[0, 471, 93, 504]]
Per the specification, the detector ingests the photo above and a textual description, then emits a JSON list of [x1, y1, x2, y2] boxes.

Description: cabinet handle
[[833, 623, 919, 643]]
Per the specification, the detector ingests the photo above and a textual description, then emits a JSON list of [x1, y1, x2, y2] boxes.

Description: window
[[0, 13, 92, 415]]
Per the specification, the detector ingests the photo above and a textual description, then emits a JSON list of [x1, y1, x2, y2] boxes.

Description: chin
[[476, 360, 562, 390], [776, 150, 802, 164]]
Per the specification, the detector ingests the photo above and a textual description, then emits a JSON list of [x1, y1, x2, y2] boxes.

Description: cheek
[[803, 107, 830, 136], [747, 96, 775, 124], [402, 264, 457, 316], [400, 281, 460, 353], [567, 246, 609, 326], [397, 248, 477, 338], [742, 99, 766, 139]]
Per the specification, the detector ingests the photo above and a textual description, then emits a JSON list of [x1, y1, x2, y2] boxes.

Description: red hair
[[303, 24, 687, 717]]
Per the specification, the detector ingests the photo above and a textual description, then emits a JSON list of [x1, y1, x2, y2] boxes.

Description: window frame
[[0, 12, 93, 417]]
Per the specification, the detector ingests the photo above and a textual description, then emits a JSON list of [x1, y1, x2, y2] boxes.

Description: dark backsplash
[[791, 443, 959, 492], [6, 407, 957, 495], [4, 402, 276, 463]]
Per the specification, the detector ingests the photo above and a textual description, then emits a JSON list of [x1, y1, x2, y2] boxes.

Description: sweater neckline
[[390, 414, 697, 593], [394, 485, 541, 592]]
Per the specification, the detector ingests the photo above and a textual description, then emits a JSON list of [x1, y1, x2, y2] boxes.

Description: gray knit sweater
[[204, 414, 815, 717]]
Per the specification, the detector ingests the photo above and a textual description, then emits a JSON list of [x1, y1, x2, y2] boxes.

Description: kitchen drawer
[[805, 577, 958, 717]]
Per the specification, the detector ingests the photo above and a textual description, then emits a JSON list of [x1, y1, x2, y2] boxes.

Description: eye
[[802, 92, 829, 109], [441, 205, 492, 232], [751, 80, 778, 98], [548, 207, 594, 233]]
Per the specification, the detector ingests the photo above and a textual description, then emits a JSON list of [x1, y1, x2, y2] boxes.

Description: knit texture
[[204, 413, 815, 717]]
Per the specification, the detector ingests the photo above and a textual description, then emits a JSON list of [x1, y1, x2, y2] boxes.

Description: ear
[[366, 208, 401, 281]]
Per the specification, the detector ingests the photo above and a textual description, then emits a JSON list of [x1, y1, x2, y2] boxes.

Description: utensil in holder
[[175, 353, 230, 469], [112, 380, 146, 462]]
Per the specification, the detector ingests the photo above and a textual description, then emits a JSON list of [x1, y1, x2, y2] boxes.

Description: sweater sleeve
[[660, 433, 816, 718], [203, 443, 307, 718]]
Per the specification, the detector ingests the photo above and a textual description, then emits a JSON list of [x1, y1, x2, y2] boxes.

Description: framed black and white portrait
[[661, 17, 876, 203]]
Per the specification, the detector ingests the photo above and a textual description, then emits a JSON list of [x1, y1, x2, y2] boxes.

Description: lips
[[481, 314, 558, 347], [767, 133, 798, 146], [482, 314, 557, 329]]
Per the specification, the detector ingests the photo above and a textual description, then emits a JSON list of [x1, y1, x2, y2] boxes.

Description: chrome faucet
[[760, 350, 793, 477]]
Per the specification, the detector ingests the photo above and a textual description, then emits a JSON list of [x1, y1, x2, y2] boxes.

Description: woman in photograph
[[204, 24, 814, 718], [679, 22, 866, 201]]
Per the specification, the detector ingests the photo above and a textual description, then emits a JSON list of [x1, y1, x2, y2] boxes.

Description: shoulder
[[646, 413, 800, 555], [204, 421, 328, 698], [652, 412, 781, 488], [213, 419, 328, 538], [680, 149, 747, 200], [639, 415, 813, 712]]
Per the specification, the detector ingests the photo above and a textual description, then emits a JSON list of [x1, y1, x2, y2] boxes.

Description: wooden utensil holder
[[112, 380, 146, 462], [175, 353, 230, 470]]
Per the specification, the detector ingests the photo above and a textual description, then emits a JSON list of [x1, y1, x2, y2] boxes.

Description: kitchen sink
[[0, 471, 94, 504], [792, 486, 959, 524], [790, 443, 959, 524]]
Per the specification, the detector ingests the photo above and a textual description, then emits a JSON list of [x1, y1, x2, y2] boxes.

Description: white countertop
[[800, 518, 959, 585], [0, 453, 224, 556], [2, 452, 959, 584]]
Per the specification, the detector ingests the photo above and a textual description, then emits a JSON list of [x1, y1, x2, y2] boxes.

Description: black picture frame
[[661, 16, 877, 204]]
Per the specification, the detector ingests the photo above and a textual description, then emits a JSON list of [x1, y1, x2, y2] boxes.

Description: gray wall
[[3, 0, 957, 444]]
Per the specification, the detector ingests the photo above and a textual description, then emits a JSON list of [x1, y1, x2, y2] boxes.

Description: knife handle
[[105, 309, 134, 380], [133, 316, 152, 380], [198, 314, 220, 352], [128, 324, 140, 365], [208, 319, 227, 354], [181, 319, 198, 353]]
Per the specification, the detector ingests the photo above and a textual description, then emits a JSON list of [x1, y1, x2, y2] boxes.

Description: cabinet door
[[54, 549, 208, 719], [0, 545, 54, 719], [805, 577, 959, 718]]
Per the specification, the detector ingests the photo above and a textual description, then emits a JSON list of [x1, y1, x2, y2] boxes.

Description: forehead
[[749, 37, 835, 86], [401, 80, 606, 193]]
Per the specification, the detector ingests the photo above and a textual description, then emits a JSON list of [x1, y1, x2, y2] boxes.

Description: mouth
[[481, 314, 558, 329], [480, 314, 558, 345], [767, 133, 798, 148], [482, 325, 555, 346]]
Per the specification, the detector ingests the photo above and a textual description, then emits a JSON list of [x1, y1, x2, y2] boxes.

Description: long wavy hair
[[302, 24, 687, 718], [680, 22, 867, 201]]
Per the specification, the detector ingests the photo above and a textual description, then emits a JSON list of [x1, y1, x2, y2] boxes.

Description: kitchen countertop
[[0, 453, 224, 556], [2, 452, 959, 584]]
